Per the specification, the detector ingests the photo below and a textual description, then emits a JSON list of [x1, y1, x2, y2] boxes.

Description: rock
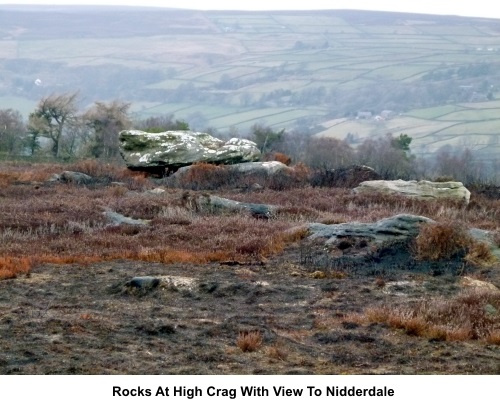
[[126, 276, 160, 289], [125, 275, 197, 292], [354, 179, 471, 204], [228, 161, 288, 175], [146, 187, 166, 195], [193, 194, 277, 219], [119, 130, 261, 173], [306, 214, 434, 246], [49, 171, 94, 184], [467, 228, 500, 259], [311, 165, 381, 188], [484, 304, 498, 316], [249, 183, 264, 192], [173, 160, 287, 179], [460, 276, 499, 292], [298, 215, 498, 275], [103, 210, 150, 226]]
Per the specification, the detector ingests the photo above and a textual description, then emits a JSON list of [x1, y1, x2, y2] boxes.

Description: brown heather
[[361, 289, 500, 344], [237, 330, 263, 352], [0, 160, 498, 285], [414, 222, 496, 265]]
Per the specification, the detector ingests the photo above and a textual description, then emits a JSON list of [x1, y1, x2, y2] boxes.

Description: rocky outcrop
[[296, 215, 498, 276], [119, 130, 261, 174], [354, 180, 471, 204], [305, 214, 433, 246], [182, 192, 277, 219]]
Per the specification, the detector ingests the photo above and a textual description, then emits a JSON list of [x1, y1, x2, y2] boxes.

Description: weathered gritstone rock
[[174, 160, 288, 178], [460, 276, 499, 292], [354, 179, 471, 204], [49, 171, 94, 184], [125, 276, 197, 292], [305, 214, 434, 246], [119, 130, 261, 173], [193, 194, 278, 219], [227, 160, 288, 175], [103, 210, 151, 226]]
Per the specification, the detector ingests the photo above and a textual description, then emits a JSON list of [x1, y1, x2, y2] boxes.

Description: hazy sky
[[1, 0, 498, 19]]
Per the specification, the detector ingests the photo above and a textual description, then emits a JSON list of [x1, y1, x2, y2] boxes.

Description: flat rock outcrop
[[354, 179, 471, 204], [119, 130, 261, 173], [174, 160, 288, 178], [305, 214, 433, 246]]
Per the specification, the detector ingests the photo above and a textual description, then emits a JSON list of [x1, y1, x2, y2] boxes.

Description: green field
[[319, 101, 500, 157], [2, 6, 500, 158]]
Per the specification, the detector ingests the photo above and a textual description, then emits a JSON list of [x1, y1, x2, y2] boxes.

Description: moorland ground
[[0, 160, 499, 374]]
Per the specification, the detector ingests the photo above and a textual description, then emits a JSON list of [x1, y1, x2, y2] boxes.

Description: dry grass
[[0, 161, 498, 279], [266, 342, 289, 361], [361, 289, 500, 344], [0, 256, 32, 280], [414, 222, 472, 261], [237, 330, 263, 352], [413, 222, 496, 266]]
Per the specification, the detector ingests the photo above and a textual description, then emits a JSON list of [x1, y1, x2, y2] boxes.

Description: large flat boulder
[[354, 180, 471, 204], [119, 130, 261, 173]]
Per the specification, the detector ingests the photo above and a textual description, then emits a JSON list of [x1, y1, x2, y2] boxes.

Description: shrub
[[177, 163, 235, 190], [414, 222, 496, 266], [0, 256, 32, 280], [265, 152, 292, 165], [237, 330, 263, 352], [68, 159, 149, 189], [414, 222, 474, 261], [267, 342, 289, 361], [266, 163, 310, 190]]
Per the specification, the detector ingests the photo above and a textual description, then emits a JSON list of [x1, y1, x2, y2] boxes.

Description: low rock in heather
[[119, 130, 261, 174], [103, 210, 150, 226], [194, 194, 278, 219], [305, 214, 433, 246], [228, 161, 288, 175], [354, 179, 471, 204], [49, 171, 94, 184]]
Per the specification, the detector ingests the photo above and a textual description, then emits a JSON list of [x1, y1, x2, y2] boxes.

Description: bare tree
[[134, 114, 189, 132], [250, 123, 285, 154], [28, 92, 79, 158], [83, 100, 131, 158], [0, 109, 25, 155], [356, 134, 416, 179], [303, 137, 355, 170]]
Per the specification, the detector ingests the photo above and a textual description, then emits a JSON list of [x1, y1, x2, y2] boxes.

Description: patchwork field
[[1, 6, 500, 157]]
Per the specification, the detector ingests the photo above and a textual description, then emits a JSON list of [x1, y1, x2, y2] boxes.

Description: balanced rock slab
[[119, 130, 261, 172], [354, 180, 471, 204]]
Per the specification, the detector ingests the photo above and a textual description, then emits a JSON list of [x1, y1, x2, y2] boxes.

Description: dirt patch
[[1, 249, 499, 375]]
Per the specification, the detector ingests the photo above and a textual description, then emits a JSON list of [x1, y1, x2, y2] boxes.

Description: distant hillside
[[1, 5, 500, 159]]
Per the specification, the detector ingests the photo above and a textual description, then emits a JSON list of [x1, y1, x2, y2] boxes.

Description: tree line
[[0, 91, 498, 186], [0, 92, 190, 160]]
